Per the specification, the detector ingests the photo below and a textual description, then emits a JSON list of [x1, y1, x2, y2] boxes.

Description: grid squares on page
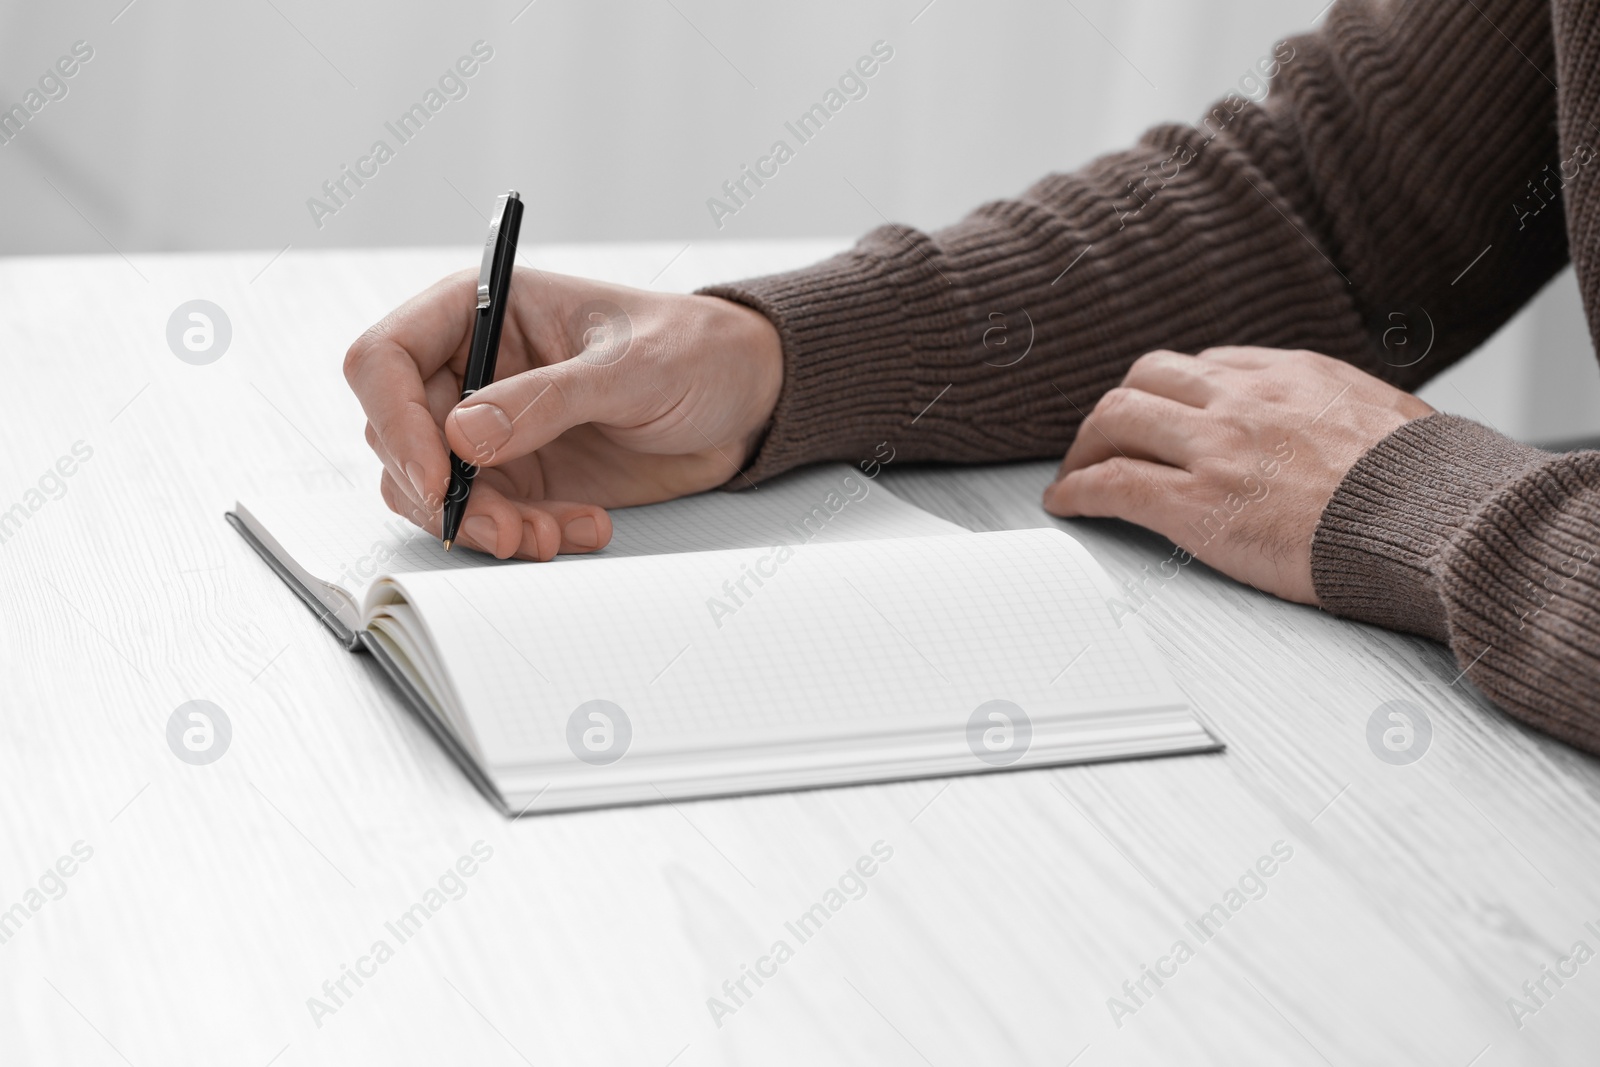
[[421, 529, 1161, 757], [668, 534, 1159, 730]]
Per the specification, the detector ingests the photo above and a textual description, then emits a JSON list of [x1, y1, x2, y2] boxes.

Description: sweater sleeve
[[701, 0, 1567, 483], [1313, 416, 1600, 752]]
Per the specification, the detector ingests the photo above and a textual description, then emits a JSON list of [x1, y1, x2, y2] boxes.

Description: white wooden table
[[2, 241, 1597, 1066]]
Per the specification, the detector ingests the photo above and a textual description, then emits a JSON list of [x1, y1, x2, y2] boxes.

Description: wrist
[[696, 294, 783, 468]]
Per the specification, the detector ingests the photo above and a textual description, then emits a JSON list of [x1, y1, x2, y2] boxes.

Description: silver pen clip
[[477, 190, 519, 309]]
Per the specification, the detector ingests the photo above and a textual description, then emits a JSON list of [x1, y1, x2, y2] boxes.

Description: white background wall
[[2, 0, 1595, 441]]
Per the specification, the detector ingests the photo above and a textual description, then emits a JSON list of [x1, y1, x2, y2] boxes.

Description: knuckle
[[1095, 386, 1134, 417], [1088, 457, 1134, 491], [1130, 350, 1169, 372], [1187, 455, 1230, 483], [342, 338, 373, 385], [518, 513, 560, 562], [536, 512, 562, 561], [1108, 458, 1162, 504], [1256, 376, 1291, 403], [1106, 456, 1145, 483]]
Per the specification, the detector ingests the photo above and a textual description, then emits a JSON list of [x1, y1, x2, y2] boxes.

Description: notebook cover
[[225, 510, 361, 650]]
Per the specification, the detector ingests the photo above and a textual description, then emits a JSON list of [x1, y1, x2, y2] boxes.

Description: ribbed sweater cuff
[[1310, 414, 1545, 640], [700, 238, 959, 485]]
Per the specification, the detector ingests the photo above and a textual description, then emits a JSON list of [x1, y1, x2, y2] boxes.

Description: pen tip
[[442, 539, 453, 551]]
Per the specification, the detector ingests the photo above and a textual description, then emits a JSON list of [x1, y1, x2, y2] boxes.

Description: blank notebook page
[[240, 464, 963, 604], [374, 528, 1178, 768]]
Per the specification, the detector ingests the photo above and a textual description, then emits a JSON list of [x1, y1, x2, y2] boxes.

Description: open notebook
[[228, 465, 1218, 814]]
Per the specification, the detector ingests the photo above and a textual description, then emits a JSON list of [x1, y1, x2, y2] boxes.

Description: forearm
[[706, 0, 1564, 483], [703, 128, 1373, 481]]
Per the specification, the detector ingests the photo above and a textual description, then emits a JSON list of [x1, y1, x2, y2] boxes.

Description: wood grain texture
[[1, 243, 1597, 1066]]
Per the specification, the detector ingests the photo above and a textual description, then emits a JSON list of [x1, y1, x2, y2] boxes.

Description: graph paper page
[[372, 528, 1186, 768]]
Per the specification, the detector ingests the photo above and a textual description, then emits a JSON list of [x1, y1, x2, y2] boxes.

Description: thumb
[[445, 359, 620, 466]]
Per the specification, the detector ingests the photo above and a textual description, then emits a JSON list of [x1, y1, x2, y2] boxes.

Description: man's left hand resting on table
[[1044, 346, 1434, 605]]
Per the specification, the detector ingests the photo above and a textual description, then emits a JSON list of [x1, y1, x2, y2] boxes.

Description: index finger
[[343, 271, 476, 508]]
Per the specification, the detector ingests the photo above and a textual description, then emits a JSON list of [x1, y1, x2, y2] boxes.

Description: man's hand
[[343, 269, 783, 560], [1043, 347, 1434, 603]]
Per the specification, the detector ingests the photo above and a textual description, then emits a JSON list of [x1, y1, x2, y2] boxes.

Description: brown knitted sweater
[[703, 0, 1600, 752]]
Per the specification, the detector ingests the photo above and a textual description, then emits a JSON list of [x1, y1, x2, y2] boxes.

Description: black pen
[[442, 189, 523, 550]]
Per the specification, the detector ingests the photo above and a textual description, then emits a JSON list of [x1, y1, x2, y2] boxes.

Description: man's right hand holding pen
[[343, 268, 785, 562]]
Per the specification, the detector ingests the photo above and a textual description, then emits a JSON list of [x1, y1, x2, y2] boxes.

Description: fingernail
[[462, 515, 498, 554], [405, 461, 428, 505], [564, 515, 599, 549], [454, 403, 513, 460]]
